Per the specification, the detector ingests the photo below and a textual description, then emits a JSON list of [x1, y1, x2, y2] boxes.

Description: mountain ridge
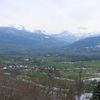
[[1, 26, 100, 59], [0, 26, 69, 55]]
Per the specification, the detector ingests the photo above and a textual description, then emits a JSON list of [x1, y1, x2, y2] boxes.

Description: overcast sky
[[0, 0, 100, 34]]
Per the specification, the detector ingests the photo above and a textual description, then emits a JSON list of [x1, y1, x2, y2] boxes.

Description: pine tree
[[92, 82, 100, 100]]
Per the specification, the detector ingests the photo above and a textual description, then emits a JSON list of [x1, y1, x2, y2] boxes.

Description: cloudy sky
[[0, 0, 100, 34]]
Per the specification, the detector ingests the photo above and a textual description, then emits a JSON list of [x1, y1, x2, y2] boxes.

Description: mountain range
[[0, 26, 100, 60], [0, 27, 69, 55]]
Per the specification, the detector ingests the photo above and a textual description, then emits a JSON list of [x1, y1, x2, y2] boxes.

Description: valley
[[0, 55, 100, 100], [0, 27, 100, 100], [1, 0, 100, 99]]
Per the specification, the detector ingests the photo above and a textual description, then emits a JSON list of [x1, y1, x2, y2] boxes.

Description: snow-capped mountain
[[52, 31, 79, 43], [67, 35, 100, 50], [0, 27, 69, 55]]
